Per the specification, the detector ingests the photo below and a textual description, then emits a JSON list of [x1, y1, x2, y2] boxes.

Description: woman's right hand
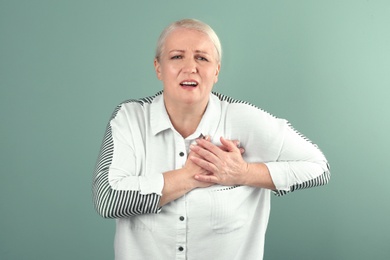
[[184, 136, 244, 189], [159, 136, 243, 206], [184, 148, 215, 189]]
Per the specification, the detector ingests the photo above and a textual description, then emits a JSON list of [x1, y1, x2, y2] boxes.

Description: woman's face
[[154, 28, 220, 107]]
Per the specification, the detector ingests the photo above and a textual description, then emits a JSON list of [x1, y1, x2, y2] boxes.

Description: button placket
[[174, 136, 188, 258]]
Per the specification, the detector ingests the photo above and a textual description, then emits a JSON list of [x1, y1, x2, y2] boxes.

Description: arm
[[93, 105, 163, 218], [159, 157, 213, 206], [190, 137, 276, 190], [159, 136, 246, 206], [264, 123, 330, 196], [191, 127, 330, 195], [93, 108, 219, 217], [93, 128, 212, 216], [93, 123, 162, 218]]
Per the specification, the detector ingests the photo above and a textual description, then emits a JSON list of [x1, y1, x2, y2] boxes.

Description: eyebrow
[[169, 49, 210, 56]]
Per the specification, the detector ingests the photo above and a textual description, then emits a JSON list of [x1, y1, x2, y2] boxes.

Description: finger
[[197, 134, 211, 142], [194, 174, 218, 183], [232, 140, 245, 154], [217, 140, 243, 154], [190, 144, 219, 163], [220, 137, 239, 153], [195, 138, 224, 157], [217, 145, 229, 152], [232, 140, 240, 147], [189, 154, 218, 173]]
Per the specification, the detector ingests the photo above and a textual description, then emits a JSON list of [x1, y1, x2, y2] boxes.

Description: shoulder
[[212, 92, 288, 153], [111, 91, 163, 120], [212, 92, 282, 123], [212, 92, 288, 140]]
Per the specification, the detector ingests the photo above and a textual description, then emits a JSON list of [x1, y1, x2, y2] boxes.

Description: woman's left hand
[[189, 136, 249, 186]]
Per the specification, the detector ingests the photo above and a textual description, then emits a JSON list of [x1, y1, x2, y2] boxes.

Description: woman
[[93, 19, 330, 260]]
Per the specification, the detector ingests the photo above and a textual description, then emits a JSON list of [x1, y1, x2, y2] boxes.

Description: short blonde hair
[[155, 18, 222, 62]]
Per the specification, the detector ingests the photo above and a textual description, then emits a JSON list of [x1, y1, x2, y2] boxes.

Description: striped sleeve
[[92, 102, 161, 218], [266, 122, 331, 196], [213, 92, 330, 196]]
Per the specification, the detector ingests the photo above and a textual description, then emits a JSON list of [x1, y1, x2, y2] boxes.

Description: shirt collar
[[150, 92, 222, 138], [150, 93, 172, 136], [187, 93, 221, 140]]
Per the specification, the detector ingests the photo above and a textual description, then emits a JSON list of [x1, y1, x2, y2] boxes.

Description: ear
[[154, 59, 162, 80], [214, 63, 221, 84]]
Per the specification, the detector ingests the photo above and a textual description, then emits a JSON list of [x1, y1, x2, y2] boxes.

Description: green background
[[1, 0, 389, 259]]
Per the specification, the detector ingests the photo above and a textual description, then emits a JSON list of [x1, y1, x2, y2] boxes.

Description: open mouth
[[180, 81, 198, 87]]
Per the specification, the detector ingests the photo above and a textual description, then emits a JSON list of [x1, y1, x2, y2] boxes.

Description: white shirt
[[93, 92, 330, 260]]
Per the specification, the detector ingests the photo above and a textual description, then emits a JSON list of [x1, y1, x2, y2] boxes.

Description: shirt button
[[178, 246, 184, 251], [179, 216, 185, 221], [179, 152, 185, 157]]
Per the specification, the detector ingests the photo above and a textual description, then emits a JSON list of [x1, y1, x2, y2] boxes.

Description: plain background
[[1, 0, 389, 259]]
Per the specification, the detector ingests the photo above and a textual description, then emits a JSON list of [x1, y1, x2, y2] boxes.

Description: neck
[[164, 98, 208, 138]]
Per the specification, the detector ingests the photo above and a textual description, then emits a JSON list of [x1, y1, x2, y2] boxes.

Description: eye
[[196, 56, 208, 62], [171, 55, 182, 60]]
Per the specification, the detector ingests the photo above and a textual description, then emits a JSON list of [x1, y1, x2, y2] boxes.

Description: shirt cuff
[[139, 174, 164, 196], [264, 162, 291, 191]]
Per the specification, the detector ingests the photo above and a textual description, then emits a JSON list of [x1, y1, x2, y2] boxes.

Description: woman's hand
[[189, 136, 248, 186], [183, 148, 215, 189]]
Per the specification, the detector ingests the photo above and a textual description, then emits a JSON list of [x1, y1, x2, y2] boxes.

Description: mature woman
[[93, 19, 330, 260]]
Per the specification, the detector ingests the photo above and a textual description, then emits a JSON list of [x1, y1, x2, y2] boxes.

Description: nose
[[182, 58, 197, 74]]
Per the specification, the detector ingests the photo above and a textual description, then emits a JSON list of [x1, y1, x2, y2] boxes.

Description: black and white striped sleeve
[[213, 92, 330, 196], [92, 104, 162, 218], [266, 122, 331, 196]]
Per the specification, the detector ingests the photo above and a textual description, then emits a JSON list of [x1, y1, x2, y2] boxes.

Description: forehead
[[164, 28, 215, 53]]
